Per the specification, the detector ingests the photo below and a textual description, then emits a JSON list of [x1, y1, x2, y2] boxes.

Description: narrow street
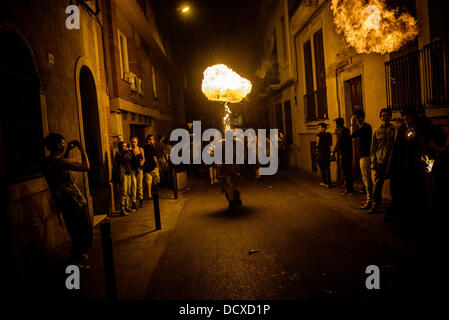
[[143, 169, 438, 300]]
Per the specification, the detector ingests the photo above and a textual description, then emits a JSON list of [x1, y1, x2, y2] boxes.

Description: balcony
[[422, 37, 449, 106], [262, 62, 280, 89], [385, 37, 449, 110]]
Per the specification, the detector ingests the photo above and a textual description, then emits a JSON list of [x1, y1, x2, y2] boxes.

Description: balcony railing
[[385, 37, 449, 110], [385, 50, 421, 110], [422, 37, 449, 106]]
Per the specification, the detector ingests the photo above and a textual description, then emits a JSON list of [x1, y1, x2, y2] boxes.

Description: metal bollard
[[100, 220, 117, 300], [172, 168, 178, 199], [152, 184, 162, 230]]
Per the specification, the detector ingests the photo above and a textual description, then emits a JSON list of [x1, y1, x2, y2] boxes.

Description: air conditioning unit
[[129, 72, 137, 91], [123, 71, 131, 83], [137, 78, 144, 96]]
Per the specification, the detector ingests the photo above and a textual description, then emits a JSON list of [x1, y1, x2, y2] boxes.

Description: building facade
[[1, 0, 185, 289], [253, 0, 449, 193]]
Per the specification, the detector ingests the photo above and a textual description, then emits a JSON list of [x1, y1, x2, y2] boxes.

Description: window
[[303, 29, 328, 121], [279, 15, 287, 61], [0, 32, 43, 182], [428, 0, 449, 40], [118, 29, 129, 79], [152, 66, 157, 98], [284, 100, 293, 144]]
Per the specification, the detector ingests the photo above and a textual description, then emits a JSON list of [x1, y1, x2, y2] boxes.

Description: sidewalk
[[64, 186, 187, 300]]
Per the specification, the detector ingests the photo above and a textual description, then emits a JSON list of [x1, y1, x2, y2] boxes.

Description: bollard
[[172, 168, 178, 199], [152, 184, 162, 230], [100, 220, 117, 300]]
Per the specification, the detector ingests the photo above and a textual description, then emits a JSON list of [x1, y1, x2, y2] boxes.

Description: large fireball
[[331, 0, 418, 54], [201, 64, 252, 103]]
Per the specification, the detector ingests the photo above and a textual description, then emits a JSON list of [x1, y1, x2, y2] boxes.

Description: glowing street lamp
[[181, 6, 190, 13]]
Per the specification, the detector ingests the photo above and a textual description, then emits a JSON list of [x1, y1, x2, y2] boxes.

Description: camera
[[68, 140, 78, 150]]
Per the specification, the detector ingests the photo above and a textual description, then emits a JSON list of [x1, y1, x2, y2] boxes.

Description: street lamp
[[169, 4, 192, 16]]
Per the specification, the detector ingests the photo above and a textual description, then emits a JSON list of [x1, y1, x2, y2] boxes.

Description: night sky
[[152, 0, 261, 123]]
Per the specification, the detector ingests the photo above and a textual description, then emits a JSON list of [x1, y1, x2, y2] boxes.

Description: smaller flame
[[421, 155, 434, 173], [223, 102, 231, 130]]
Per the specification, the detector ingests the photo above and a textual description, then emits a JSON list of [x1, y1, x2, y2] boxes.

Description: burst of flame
[[202, 64, 252, 130], [421, 155, 434, 173], [223, 102, 231, 130], [201, 64, 252, 103], [331, 0, 418, 54]]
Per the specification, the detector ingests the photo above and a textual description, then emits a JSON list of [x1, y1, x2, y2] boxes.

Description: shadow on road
[[207, 205, 258, 219]]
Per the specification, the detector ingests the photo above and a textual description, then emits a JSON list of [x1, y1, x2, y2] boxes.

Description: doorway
[[79, 66, 108, 215], [130, 124, 147, 147], [344, 75, 363, 181]]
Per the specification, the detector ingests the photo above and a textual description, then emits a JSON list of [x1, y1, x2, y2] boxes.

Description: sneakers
[[120, 210, 130, 216], [132, 202, 137, 211], [320, 182, 326, 186], [360, 201, 372, 209]]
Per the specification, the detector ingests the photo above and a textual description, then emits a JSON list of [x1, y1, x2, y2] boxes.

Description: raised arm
[[60, 141, 90, 172]]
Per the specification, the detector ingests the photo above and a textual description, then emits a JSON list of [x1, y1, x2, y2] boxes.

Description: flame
[[331, 0, 418, 54], [223, 102, 231, 130], [421, 154, 434, 173], [201, 64, 252, 103], [202, 64, 252, 130]]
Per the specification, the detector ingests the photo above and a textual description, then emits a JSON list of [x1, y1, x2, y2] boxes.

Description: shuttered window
[[313, 29, 328, 119], [303, 40, 315, 121], [303, 29, 328, 121]]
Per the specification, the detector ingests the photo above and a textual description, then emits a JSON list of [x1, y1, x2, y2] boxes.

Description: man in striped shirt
[[370, 108, 395, 213]]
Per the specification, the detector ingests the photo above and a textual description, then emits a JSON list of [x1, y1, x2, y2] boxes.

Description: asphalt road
[[144, 169, 439, 300]]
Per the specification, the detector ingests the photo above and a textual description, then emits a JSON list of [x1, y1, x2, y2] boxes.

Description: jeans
[[144, 168, 160, 198], [372, 165, 387, 207], [360, 156, 373, 203], [318, 159, 331, 185], [120, 174, 131, 210], [131, 168, 143, 203]]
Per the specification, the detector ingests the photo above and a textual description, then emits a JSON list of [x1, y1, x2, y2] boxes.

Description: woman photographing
[[42, 133, 93, 269]]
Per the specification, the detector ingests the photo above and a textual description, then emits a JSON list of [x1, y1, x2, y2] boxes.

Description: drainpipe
[[335, 59, 351, 118], [284, 0, 294, 80]]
